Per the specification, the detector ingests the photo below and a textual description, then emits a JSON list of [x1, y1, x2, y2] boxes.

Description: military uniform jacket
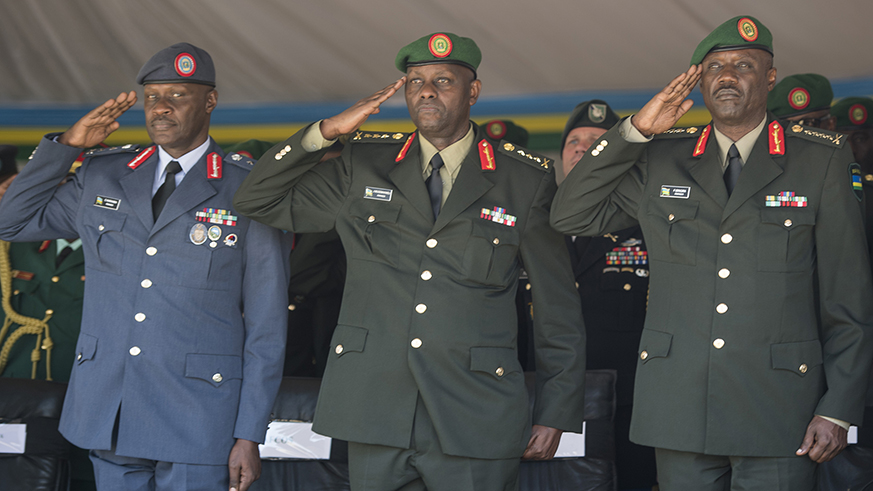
[[234, 123, 586, 460], [0, 136, 290, 465], [550, 115, 873, 457]]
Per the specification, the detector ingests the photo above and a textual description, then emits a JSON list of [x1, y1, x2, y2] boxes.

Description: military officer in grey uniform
[[234, 32, 586, 491], [551, 15, 873, 490], [0, 43, 290, 491]]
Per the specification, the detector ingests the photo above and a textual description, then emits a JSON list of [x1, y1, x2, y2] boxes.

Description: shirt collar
[[153, 138, 212, 194], [419, 123, 475, 178], [56, 238, 82, 254], [713, 115, 768, 169]]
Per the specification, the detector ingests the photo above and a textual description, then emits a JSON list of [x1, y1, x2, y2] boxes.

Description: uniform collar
[[712, 115, 767, 169], [419, 123, 475, 182], [152, 137, 212, 195]]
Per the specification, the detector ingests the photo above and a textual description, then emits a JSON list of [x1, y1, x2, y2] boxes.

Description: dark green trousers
[[348, 395, 519, 491]]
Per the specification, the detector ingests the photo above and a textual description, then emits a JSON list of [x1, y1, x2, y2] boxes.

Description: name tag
[[258, 421, 331, 460], [364, 187, 393, 202], [94, 195, 121, 210], [554, 421, 585, 458], [0, 423, 27, 454], [660, 185, 691, 199]]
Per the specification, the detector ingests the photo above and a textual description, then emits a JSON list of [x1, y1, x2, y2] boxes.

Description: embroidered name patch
[[195, 208, 238, 226], [606, 246, 648, 266], [94, 196, 121, 210], [660, 185, 690, 199], [765, 191, 808, 207], [480, 207, 517, 227], [364, 186, 393, 201]]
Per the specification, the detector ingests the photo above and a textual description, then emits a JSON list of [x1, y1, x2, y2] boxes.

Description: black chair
[[0, 378, 71, 491]]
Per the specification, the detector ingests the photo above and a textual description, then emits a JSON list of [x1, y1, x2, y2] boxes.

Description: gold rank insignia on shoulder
[[497, 141, 551, 171], [786, 124, 846, 148], [656, 126, 701, 139], [352, 131, 409, 142]]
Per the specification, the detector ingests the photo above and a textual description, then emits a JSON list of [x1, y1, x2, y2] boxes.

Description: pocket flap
[[761, 208, 815, 228], [471, 222, 520, 246], [349, 201, 400, 224], [332, 325, 368, 357], [85, 212, 127, 233], [185, 353, 242, 387], [648, 199, 699, 222], [771, 340, 822, 376], [75, 333, 98, 364], [638, 329, 673, 363], [470, 347, 521, 378]]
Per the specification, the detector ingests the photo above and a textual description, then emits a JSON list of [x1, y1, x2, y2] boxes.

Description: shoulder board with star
[[83, 143, 141, 157], [497, 141, 553, 172], [225, 152, 256, 170], [785, 124, 847, 148], [653, 126, 705, 139], [350, 131, 411, 143]]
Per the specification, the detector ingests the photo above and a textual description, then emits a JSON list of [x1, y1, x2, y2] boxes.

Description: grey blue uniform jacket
[[550, 115, 873, 457], [0, 136, 290, 465], [233, 123, 586, 460]]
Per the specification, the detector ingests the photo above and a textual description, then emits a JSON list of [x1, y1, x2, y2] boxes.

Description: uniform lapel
[[388, 137, 434, 222], [150, 143, 219, 237], [687, 136, 729, 208], [119, 153, 159, 230], [575, 235, 612, 277], [55, 245, 85, 275], [722, 124, 784, 221], [432, 142, 494, 235]]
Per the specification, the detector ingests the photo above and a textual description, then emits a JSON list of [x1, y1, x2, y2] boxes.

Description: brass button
[[426, 239, 438, 249], [335, 344, 343, 354], [575, 282, 580, 288], [77, 353, 82, 361], [595, 145, 604, 152], [799, 364, 808, 373], [288, 304, 296, 311], [51, 276, 60, 283], [668, 213, 675, 222], [212, 373, 223, 383], [721, 233, 733, 244], [411, 338, 422, 349], [495, 367, 505, 377], [421, 270, 432, 281], [45, 309, 54, 315], [81, 275, 86, 282], [640, 350, 648, 360], [716, 303, 728, 314], [274, 153, 282, 160], [591, 150, 600, 157], [623, 283, 632, 291], [784, 219, 793, 227], [492, 238, 500, 245], [713, 338, 725, 349], [600, 140, 608, 147], [141, 279, 153, 288], [13, 289, 19, 295], [146, 246, 158, 256], [284, 145, 292, 152], [415, 304, 427, 314], [135, 313, 146, 322], [525, 283, 531, 291], [367, 215, 376, 223], [98, 224, 105, 231], [209, 242, 217, 248], [718, 268, 730, 279], [129, 346, 141, 356]]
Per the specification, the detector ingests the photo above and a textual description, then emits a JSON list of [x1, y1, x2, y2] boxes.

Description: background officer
[[767, 73, 835, 129], [234, 32, 586, 491], [0, 43, 290, 491], [551, 15, 873, 491]]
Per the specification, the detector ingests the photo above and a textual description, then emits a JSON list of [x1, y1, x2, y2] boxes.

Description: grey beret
[[136, 42, 215, 86]]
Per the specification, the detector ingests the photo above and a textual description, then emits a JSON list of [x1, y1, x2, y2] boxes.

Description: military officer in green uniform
[[551, 15, 873, 490], [234, 32, 586, 490], [767, 73, 836, 130]]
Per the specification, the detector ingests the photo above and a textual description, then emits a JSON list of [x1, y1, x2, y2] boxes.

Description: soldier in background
[[767, 73, 835, 129]]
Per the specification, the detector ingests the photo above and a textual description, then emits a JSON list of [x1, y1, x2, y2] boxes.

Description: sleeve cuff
[[619, 117, 653, 143], [301, 120, 338, 152], [817, 415, 851, 430]]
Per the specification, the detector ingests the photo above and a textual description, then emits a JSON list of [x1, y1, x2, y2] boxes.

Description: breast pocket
[[645, 199, 698, 265], [463, 223, 519, 288], [348, 200, 401, 267], [82, 213, 127, 275], [757, 208, 816, 272], [599, 270, 648, 332]]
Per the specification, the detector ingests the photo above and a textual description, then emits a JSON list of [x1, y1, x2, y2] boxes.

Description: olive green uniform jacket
[[550, 115, 873, 457], [234, 123, 586, 460]]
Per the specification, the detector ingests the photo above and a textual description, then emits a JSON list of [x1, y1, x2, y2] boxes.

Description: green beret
[[832, 97, 873, 129], [560, 100, 620, 153], [767, 74, 833, 118], [482, 120, 529, 146], [136, 42, 216, 86], [690, 15, 773, 66], [223, 139, 275, 160], [395, 33, 481, 77]]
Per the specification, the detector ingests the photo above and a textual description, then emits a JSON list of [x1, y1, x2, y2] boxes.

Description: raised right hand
[[631, 65, 702, 137], [57, 91, 137, 148], [319, 78, 406, 141]]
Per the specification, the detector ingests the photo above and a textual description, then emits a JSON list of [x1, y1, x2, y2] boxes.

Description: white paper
[[848, 425, 858, 445], [554, 421, 586, 458], [258, 421, 331, 460], [0, 423, 26, 454]]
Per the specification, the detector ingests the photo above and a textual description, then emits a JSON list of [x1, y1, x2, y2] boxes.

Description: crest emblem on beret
[[850, 104, 868, 125], [486, 121, 507, 140], [737, 18, 758, 42], [428, 33, 453, 58], [789, 88, 810, 110], [589, 104, 607, 123], [175, 53, 197, 77]]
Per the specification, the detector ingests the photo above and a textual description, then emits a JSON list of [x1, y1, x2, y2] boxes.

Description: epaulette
[[83, 143, 141, 157], [350, 131, 410, 143], [653, 126, 704, 139], [497, 141, 552, 172], [785, 123, 847, 148], [225, 152, 256, 169]]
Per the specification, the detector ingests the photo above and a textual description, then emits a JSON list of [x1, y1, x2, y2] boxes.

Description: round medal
[[224, 233, 238, 247], [189, 223, 207, 245], [207, 225, 222, 241]]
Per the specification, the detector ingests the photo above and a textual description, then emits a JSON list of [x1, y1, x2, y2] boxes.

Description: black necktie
[[56, 245, 73, 268], [152, 161, 182, 220], [426, 153, 445, 219], [724, 144, 742, 196]]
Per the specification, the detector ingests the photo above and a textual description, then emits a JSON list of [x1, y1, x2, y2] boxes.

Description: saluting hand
[[319, 78, 406, 141], [631, 65, 702, 137], [57, 91, 137, 148]]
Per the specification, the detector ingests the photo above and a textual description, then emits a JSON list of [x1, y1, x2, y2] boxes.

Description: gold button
[[13, 289, 19, 295], [415, 304, 427, 314], [495, 367, 505, 377], [77, 353, 82, 361], [284, 145, 292, 152], [212, 373, 223, 383], [600, 140, 608, 147], [426, 238, 438, 249], [721, 233, 733, 244], [129, 346, 141, 356], [595, 145, 604, 152], [784, 219, 793, 227], [591, 150, 600, 157], [335, 344, 343, 354], [274, 154, 282, 160], [141, 279, 153, 288], [525, 283, 531, 291], [81, 275, 86, 281], [209, 241, 217, 248], [411, 338, 422, 348], [640, 350, 648, 360], [421, 270, 432, 281], [799, 364, 808, 373], [98, 224, 105, 231], [718, 268, 730, 279], [622, 283, 631, 291], [288, 304, 296, 311], [146, 247, 157, 256], [713, 338, 725, 349], [492, 238, 500, 245], [45, 309, 54, 315], [51, 276, 60, 283], [716, 303, 728, 314], [575, 282, 580, 288], [668, 213, 675, 221], [367, 215, 376, 223], [135, 312, 146, 322], [866, 174, 873, 182]]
